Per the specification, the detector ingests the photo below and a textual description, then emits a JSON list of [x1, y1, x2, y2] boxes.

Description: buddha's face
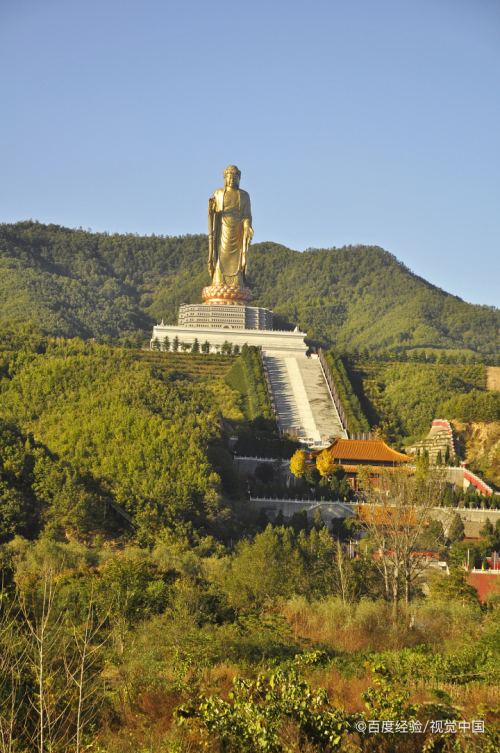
[[224, 170, 240, 189]]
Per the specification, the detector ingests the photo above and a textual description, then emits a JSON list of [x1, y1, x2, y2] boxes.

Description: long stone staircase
[[263, 352, 347, 446]]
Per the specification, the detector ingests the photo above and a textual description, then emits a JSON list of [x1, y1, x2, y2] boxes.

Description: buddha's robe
[[211, 187, 252, 288]]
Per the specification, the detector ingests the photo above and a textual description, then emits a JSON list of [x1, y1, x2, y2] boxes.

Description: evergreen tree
[[273, 510, 285, 527], [447, 512, 465, 543], [429, 567, 479, 605], [479, 518, 500, 552]]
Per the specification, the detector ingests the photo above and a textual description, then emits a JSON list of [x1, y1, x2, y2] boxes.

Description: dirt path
[[486, 366, 500, 391]]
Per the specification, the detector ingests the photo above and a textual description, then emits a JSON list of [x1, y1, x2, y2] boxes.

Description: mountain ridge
[[0, 221, 497, 358]]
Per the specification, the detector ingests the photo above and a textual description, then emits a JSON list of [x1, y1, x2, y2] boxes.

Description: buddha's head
[[224, 165, 241, 189]]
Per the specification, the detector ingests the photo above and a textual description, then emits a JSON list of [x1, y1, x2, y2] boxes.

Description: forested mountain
[[1, 333, 499, 752], [0, 304, 499, 753], [1, 221, 498, 358]]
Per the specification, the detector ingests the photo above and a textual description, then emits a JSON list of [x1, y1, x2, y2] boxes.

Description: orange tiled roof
[[326, 438, 410, 463]]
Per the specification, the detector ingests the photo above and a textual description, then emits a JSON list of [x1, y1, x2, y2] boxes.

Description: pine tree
[[447, 512, 465, 543]]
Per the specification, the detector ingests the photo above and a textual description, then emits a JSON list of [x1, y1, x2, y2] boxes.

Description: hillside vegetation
[[1, 221, 498, 358], [487, 366, 500, 391], [345, 358, 500, 461], [0, 323, 499, 752], [324, 351, 370, 434], [1, 520, 499, 752], [0, 334, 250, 543], [454, 421, 500, 487]]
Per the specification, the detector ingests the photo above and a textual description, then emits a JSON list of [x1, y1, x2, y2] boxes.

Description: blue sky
[[1, 0, 499, 306]]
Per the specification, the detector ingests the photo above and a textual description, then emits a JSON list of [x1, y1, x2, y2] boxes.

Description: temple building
[[309, 437, 411, 490]]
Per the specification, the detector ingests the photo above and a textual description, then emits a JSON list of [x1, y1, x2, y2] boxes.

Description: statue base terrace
[[151, 298, 306, 355], [150, 317, 307, 355], [178, 302, 273, 331]]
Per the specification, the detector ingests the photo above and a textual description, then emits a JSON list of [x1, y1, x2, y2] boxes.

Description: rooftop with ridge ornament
[[311, 438, 411, 465]]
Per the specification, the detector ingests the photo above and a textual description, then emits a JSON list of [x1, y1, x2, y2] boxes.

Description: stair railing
[[317, 348, 349, 437]]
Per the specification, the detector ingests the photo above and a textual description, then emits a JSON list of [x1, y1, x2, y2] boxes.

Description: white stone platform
[[150, 323, 307, 354]]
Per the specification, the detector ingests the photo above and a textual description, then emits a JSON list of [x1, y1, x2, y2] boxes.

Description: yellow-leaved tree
[[289, 449, 307, 478], [315, 448, 334, 477]]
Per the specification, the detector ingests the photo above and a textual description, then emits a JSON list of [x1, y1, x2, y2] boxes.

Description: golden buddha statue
[[202, 165, 253, 304]]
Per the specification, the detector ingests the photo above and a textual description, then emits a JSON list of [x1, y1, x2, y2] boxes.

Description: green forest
[[0, 332, 251, 544], [0, 218, 499, 752], [344, 360, 499, 441], [1, 221, 498, 359], [0, 326, 499, 752]]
